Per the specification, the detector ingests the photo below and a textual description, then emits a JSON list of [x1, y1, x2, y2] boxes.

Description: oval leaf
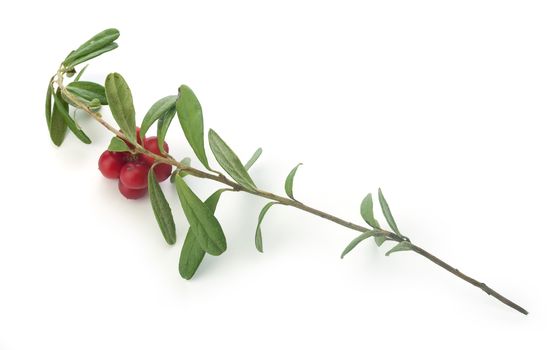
[[255, 202, 279, 253], [66, 43, 118, 69], [50, 89, 68, 146], [107, 137, 130, 152], [179, 189, 225, 280], [66, 81, 107, 105], [45, 81, 53, 130], [51, 90, 91, 144], [105, 73, 136, 143], [64, 28, 120, 67], [140, 95, 177, 140], [284, 163, 302, 200], [176, 85, 210, 169], [360, 193, 381, 229], [148, 167, 176, 245], [175, 177, 227, 256], [208, 129, 256, 190], [378, 188, 401, 235], [244, 148, 263, 171], [340, 231, 375, 259], [385, 241, 413, 256]]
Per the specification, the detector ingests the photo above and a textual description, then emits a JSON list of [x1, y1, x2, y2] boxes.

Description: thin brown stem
[[54, 67, 528, 315]]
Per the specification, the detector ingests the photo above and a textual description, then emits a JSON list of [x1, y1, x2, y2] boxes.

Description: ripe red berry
[[119, 162, 149, 189], [141, 136, 169, 166], [118, 180, 147, 199], [153, 163, 172, 182], [98, 151, 126, 179]]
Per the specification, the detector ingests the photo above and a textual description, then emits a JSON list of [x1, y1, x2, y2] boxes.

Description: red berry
[[118, 180, 147, 199], [141, 137, 169, 166], [98, 151, 126, 179], [119, 162, 149, 189], [153, 163, 172, 182]]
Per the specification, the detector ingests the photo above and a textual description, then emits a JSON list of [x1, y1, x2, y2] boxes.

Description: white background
[[0, 1, 549, 349]]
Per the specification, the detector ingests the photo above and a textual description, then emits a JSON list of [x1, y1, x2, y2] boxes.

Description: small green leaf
[[179, 189, 225, 280], [50, 89, 68, 146], [385, 241, 413, 256], [105, 73, 136, 143], [255, 202, 279, 253], [284, 163, 302, 200], [340, 232, 375, 259], [148, 167, 177, 245], [374, 236, 387, 247], [64, 28, 120, 67], [66, 81, 107, 105], [66, 43, 118, 69], [170, 157, 191, 183], [157, 107, 177, 153], [176, 85, 210, 169], [73, 64, 88, 82], [378, 188, 401, 235], [175, 177, 227, 256], [51, 90, 91, 144], [360, 193, 381, 229], [244, 148, 263, 171], [107, 137, 130, 152], [140, 95, 177, 140], [208, 129, 256, 190], [45, 80, 53, 131]]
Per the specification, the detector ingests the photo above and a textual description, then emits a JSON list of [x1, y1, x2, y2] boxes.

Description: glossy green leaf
[[157, 107, 176, 153], [175, 177, 227, 256], [64, 28, 120, 67], [107, 137, 130, 152], [140, 95, 177, 140], [244, 148, 263, 171], [49, 89, 68, 146], [66, 43, 118, 69], [284, 163, 302, 200], [360, 193, 380, 229], [73, 64, 88, 82], [148, 167, 177, 245], [179, 189, 225, 279], [385, 241, 413, 256], [378, 188, 401, 235], [208, 129, 256, 190], [45, 81, 53, 130], [340, 232, 375, 259], [176, 85, 210, 169], [66, 81, 107, 105], [105, 73, 136, 143], [255, 202, 279, 253], [51, 90, 91, 144]]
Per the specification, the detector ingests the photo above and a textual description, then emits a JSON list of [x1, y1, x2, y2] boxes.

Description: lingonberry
[[98, 150, 126, 179], [141, 136, 169, 166], [152, 163, 172, 182], [119, 162, 149, 189], [118, 180, 147, 199]]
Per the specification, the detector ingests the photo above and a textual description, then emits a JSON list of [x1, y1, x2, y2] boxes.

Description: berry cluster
[[98, 128, 172, 199]]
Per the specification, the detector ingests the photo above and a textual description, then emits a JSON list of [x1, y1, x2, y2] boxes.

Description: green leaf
[[66, 43, 118, 69], [284, 163, 302, 200], [378, 188, 401, 235], [157, 107, 177, 153], [208, 129, 256, 190], [385, 241, 413, 256], [170, 157, 191, 183], [51, 89, 91, 144], [45, 81, 53, 131], [176, 85, 210, 169], [73, 64, 88, 82], [175, 177, 227, 256], [374, 235, 387, 247], [64, 28, 120, 67], [179, 189, 225, 279], [105, 73, 136, 143], [140, 95, 177, 140], [244, 148, 263, 171], [340, 232, 375, 259], [66, 81, 107, 105], [148, 167, 177, 245], [49, 89, 68, 146], [255, 202, 279, 253], [107, 137, 130, 152], [360, 193, 381, 229]]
